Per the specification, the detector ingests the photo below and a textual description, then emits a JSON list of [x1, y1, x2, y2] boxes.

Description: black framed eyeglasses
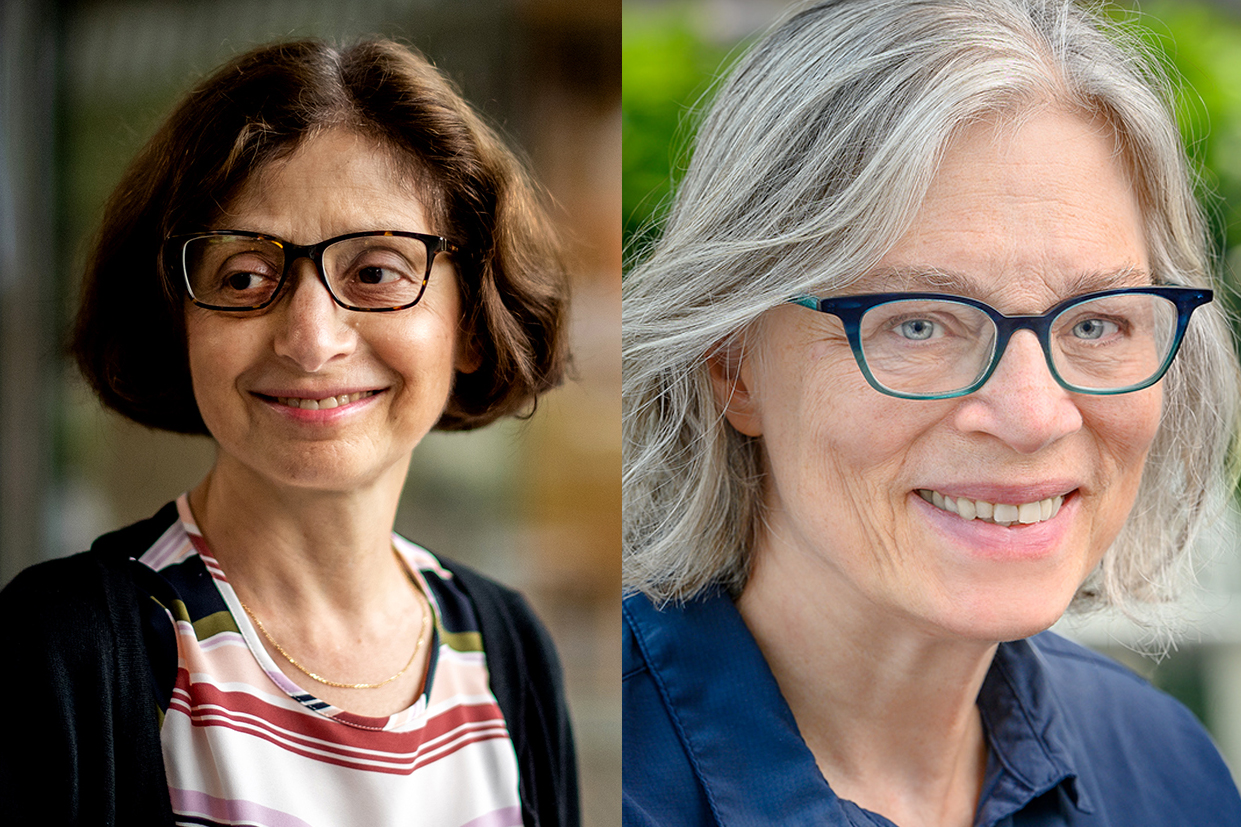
[[788, 287, 1211, 399], [164, 229, 459, 312]]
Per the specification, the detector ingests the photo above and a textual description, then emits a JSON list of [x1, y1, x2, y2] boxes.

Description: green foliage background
[[621, 4, 743, 260]]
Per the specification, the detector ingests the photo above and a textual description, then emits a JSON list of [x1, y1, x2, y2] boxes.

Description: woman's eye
[[344, 248, 420, 287], [222, 271, 268, 292], [897, 319, 938, 340], [1071, 318, 1120, 340], [208, 250, 280, 295], [357, 266, 403, 285]]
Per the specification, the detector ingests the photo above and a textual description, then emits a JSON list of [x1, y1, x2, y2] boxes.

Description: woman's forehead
[[212, 129, 435, 238], [848, 109, 1149, 306]]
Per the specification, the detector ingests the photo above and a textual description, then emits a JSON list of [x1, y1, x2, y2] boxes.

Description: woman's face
[[185, 128, 471, 494], [717, 109, 1162, 642]]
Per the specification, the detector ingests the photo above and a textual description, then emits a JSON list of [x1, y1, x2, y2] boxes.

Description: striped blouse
[[137, 495, 522, 827]]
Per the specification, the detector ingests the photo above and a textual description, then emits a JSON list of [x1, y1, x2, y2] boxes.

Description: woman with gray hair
[[623, 0, 1241, 824]]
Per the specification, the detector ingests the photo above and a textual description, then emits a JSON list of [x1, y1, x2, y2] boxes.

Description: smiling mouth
[[270, 390, 379, 410], [916, 489, 1067, 527]]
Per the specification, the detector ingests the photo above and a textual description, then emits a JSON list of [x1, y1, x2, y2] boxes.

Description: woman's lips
[[911, 487, 1080, 562], [916, 488, 1069, 526]]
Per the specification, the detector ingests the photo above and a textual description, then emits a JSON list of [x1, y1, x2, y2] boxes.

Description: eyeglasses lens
[[1048, 293, 1177, 392], [184, 236, 283, 308], [857, 294, 1179, 397], [321, 236, 430, 309], [859, 300, 997, 396], [183, 234, 431, 310]]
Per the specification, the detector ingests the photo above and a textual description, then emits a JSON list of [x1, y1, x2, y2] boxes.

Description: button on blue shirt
[[623, 589, 1241, 826]]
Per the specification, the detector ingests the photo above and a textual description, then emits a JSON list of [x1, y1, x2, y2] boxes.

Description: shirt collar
[[976, 635, 1095, 821], [625, 589, 851, 825], [626, 590, 1093, 826]]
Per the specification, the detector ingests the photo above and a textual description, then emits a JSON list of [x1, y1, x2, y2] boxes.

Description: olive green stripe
[[439, 629, 483, 653], [162, 598, 192, 625], [193, 610, 240, 641]]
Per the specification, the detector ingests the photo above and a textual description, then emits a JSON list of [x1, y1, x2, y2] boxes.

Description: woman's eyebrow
[[851, 265, 1154, 295], [1062, 266, 1156, 293]]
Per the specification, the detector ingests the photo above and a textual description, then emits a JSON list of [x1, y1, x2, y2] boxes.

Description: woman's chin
[[211, 441, 414, 497], [915, 582, 1077, 644]]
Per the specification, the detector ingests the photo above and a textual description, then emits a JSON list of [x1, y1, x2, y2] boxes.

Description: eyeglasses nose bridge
[[980, 312, 1063, 391], [996, 318, 1050, 360], [272, 241, 341, 307]]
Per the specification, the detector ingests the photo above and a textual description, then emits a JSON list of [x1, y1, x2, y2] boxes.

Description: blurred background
[[623, 0, 1241, 782], [0, 0, 619, 823]]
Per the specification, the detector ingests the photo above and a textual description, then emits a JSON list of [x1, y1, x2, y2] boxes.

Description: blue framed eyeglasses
[[788, 286, 1211, 399]]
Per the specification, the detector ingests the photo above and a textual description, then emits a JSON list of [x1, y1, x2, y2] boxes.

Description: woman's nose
[[952, 330, 1083, 454], [270, 259, 357, 372]]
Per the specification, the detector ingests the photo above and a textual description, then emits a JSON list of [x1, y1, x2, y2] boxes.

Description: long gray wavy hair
[[622, 0, 1241, 635]]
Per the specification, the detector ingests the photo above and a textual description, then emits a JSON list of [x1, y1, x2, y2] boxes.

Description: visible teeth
[[1018, 502, 1043, 524], [957, 498, 976, 520], [917, 490, 1065, 527], [275, 390, 375, 409]]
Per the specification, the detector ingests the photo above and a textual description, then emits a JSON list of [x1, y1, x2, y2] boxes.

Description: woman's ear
[[707, 342, 763, 437]]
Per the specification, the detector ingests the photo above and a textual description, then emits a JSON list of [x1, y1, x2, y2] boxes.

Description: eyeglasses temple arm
[[788, 295, 820, 310]]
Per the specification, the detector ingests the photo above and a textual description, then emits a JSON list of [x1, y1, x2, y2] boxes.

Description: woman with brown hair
[[1, 39, 576, 827]]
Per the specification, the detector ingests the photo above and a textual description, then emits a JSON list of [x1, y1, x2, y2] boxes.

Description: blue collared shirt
[[623, 589, 1241, 826]]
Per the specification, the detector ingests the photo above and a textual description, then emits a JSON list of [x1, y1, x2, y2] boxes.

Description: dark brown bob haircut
[[72, 38, 568, 434]]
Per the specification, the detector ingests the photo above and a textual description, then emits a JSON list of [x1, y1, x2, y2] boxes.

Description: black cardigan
[[0, 503, 580, 826]]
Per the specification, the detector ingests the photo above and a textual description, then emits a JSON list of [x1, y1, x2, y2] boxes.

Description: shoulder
[[1, 501, 181, 676], [0, 550, 118, 678], [622, 590, 743, 826], [393, 536, 545, 644], [622, 592, 667, 739], [393, 539, 561, 679], [1, 501, 174, 624], [623, 590, 696, 721], [1020, 632, 1241, 819], [437, 557, 556, 657], [622, 591, 651, 677], [1026, 631, 1210, 732], [622, 587, 758, 686], [410, 552, 564, 695], [434, 556, 581, 827], [1, 548, 109, 614], [0, 504, 179, 824]]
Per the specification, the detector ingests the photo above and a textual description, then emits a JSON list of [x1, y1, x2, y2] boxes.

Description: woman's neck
[[737, 541, 994, 827], [186, 452, 433, 717], [187, 451, 410, 615]]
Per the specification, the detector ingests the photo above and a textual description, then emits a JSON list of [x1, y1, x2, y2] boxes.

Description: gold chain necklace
[[240, 553, 431, 691]]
